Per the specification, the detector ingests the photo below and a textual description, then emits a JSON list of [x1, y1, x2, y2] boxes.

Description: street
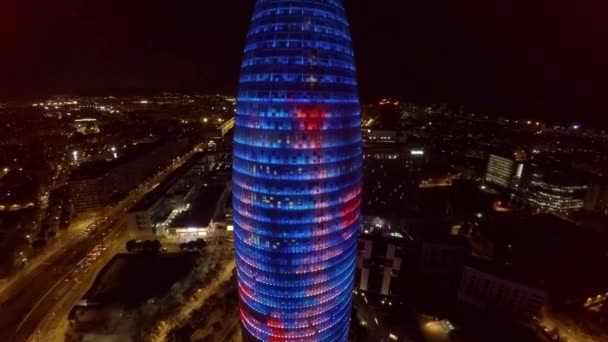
[[0, 147, 202, 342]]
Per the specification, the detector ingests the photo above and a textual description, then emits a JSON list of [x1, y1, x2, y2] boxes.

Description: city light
[[410, 149, 425, 156], [0, 2, 604, 342]]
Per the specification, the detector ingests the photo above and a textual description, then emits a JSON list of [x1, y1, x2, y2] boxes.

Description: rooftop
[[171, 185, 224, 228], [465, 257, 544, 290], [130, 152, 205, 212], [360, 216, 413, 241], [477, 213, 608, 299]]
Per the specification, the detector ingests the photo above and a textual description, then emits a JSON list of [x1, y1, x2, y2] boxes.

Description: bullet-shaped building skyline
[[232, 0, 362, 340]]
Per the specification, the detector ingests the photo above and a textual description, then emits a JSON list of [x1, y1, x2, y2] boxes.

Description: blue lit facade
[[233, 0, 361, 341]]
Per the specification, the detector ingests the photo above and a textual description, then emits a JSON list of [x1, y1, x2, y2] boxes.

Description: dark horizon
[[2, 0, 607, 126]]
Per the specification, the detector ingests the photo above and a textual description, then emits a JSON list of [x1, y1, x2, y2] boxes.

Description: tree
[[194, 239, 207, 250], [126, 240, 138, 252], [32, 239, 47, 250], [151, 240, 162, 253], [179, 243, 188, 251], [142, 240, 154, 252]]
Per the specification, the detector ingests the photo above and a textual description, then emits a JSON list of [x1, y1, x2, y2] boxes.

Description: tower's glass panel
[[234, 0, 361, 340]]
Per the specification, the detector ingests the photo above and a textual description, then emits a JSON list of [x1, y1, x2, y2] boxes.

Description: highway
[[28, 228, 127, 342], [0, 147, 203, 342], [218, 317, 241, 342]]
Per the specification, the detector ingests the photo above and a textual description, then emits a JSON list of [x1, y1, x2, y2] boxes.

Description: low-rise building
[[126, 153, 210, 238], [526, 171, 589, 214], [68, 139, 193, 214], [419, 236, 471, 276], [457, 259, 547, 319], [355, 217, 411, 297]]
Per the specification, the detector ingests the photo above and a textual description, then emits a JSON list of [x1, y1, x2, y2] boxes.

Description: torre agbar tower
[[232, 0, 362, 341]]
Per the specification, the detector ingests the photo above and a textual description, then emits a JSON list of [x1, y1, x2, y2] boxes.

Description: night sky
[[2, 0, 607, 125]]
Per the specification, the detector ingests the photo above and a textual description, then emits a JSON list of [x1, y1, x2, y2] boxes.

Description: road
[[538, 310, 605, 342], [219, 317, 241, 342], [0, 147, 203, 342], [353, 292, 386, 342], [29, 229, 127, 342], [15, 229, 126, 342]]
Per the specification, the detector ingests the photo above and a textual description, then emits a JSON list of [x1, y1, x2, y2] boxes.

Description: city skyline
[[0, 1, 606, 341], [2, 0, 607, 126]]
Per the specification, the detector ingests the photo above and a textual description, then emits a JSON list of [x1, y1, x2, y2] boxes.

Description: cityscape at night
[[1, 0, 608, 342]]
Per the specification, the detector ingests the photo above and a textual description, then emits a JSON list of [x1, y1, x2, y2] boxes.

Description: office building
[[457, 259, 547, 319], [526, 171, 589, 214], [485, 154, 523, 189], [68, 140, 190, 214], [356, 217, 408, 297], [233, 0, 362, 340]]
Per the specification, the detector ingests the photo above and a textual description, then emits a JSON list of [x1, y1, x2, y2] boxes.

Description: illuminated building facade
[[527, 171, 589, 214], [485, 154, 524, 189], [233, 0, 362, 340], [485, 154, 515, 188]]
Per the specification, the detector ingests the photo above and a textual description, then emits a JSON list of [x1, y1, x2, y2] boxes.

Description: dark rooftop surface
[[478, 213, 608, 299], [80, 252, 198, 308], [171, 185, 224, 228], [541, 169, 591, 187], [465, 257, 544, 290], [130, 152, 205, 212]]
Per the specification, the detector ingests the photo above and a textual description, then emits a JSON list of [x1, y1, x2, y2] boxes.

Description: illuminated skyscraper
[[232, 0, 362, 340]]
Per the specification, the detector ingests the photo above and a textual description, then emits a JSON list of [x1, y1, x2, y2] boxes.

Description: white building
[[457, 261, 547, 319], [485, 154, 522, 189], [357, 238, 403, 296]]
